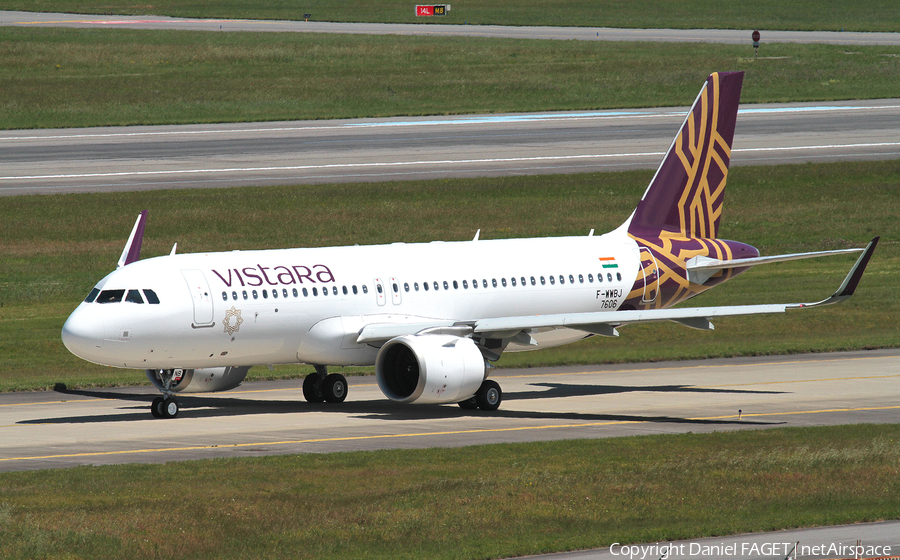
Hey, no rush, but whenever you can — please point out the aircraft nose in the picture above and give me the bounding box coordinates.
[61,306,106,362]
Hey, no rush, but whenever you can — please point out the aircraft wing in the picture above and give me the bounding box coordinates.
[357,237,878,345]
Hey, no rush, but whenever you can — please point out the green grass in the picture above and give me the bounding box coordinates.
[1,160,897,392]
[1,424,899,559]
[2,27,900,129]
[4,0,900,32]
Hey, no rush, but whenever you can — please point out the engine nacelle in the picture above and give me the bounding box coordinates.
[145,366,251,393]
[375,334,486,404]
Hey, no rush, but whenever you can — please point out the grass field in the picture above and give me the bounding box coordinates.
[1,160,897,392]
[4,0,900,32]
[1,424,899,559]
[2,27,900,130]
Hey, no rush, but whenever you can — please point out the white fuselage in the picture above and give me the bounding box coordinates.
[62,229,641,370]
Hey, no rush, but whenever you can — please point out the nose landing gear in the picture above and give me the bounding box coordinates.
[151,396,179,418]
[148,368,183,419]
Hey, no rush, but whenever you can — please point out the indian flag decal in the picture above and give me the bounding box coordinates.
[599,257,618,269]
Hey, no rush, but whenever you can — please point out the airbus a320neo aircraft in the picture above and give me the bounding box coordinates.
[62,72,878,419]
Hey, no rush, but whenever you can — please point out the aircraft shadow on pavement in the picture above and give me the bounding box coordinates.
[506,382,787,401]
[17,383,784,427]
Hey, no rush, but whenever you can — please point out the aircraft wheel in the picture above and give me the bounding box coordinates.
[475,380,502,411]
[322,373,348,403]
[162,398,179,418]
[458,397,478,410]
[302,373,325,403]
[151,396,164,418]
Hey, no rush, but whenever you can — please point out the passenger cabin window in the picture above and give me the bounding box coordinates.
[352,286,358,295]
[125,290,144,304]
[97,289,125,304]
[501,278,507,287]
[84,288,100,303]
[453,280,458,289]
[344,286,349,295]
[549,276,555,285]
[482,279,487,288]
[530,276,536,286]
[362,285,368,294]
[463,280,468,289]
[423,282,429,291]
[303,288,309,297]
[617,273,622,281]
[588,274,593,283]
[492,279,497,288]
[434,281,439,291]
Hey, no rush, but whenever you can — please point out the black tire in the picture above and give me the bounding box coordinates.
[302,373,325,403]
[162,397,179,419]
[151,396,164,418]
[458,397,478,410]
[475,380,502,411]
[322,373,348,403]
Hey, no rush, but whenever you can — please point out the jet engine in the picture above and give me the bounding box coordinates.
[375,334,487,404]
[145,366,251,393]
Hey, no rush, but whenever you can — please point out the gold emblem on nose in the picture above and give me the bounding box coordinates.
[223,307,243,335]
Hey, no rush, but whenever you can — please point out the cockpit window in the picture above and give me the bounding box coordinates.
[96,289,125,304]
[143,289,160,304]
[84,288,100,303]
[125,289,144,304]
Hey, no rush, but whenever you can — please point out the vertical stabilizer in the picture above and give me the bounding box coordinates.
[628,72,743,239]
[117,210,148,268]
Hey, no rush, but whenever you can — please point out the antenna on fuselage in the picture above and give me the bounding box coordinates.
[116,210,148,269]
[170,243,177,256]
[473,229,480,241]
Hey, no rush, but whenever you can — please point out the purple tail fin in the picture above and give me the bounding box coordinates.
[117,210,148,268]
[628,71,743,240]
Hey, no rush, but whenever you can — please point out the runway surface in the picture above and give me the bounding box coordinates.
[4,11,900,46]
[3,99,899,196]
[1,349,898,472]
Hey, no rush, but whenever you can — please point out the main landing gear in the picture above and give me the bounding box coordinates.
[302,365,348,404]
[458,380,502,412]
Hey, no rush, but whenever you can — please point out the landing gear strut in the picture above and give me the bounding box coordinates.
[303,365,347,404]
[149,369,182,418]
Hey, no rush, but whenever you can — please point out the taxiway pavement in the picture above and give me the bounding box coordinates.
[3,11,900,46]
[2,349,898,472]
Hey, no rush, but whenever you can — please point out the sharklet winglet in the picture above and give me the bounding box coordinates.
[117,210,148,269]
